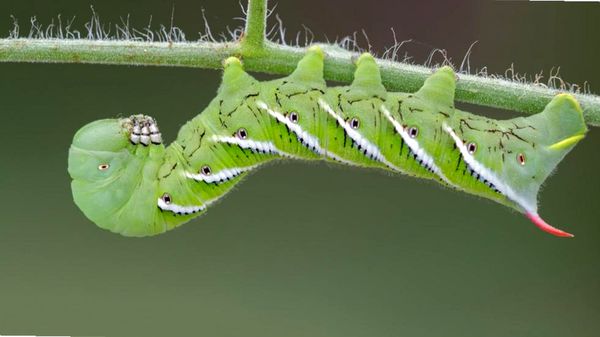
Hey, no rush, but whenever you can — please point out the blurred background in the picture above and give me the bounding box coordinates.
[0,1,599,336]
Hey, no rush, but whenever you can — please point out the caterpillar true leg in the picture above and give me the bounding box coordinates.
[69,47,587,237]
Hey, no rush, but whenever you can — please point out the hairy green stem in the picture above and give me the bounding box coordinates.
[242,0,267,52]
[0,0,598,127]
[0,39,240,68]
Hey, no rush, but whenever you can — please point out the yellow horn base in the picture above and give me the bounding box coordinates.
[549,134,585,150]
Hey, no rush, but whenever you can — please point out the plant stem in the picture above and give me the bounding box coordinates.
[0,0,599,127]
[242,0,267,52]
[0,39,239,68]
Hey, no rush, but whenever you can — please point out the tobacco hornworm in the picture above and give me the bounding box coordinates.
[68,46,587,237]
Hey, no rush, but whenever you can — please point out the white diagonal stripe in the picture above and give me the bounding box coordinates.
[256,100,357,166]
[318,99,405,173]
[442,122,535,212]
[185,165,258,183]
[210,135,296,158]
[157,198,206,215]
[157,196,222,216]
[380,105,457,188]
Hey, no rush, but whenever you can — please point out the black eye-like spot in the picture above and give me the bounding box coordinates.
[161,193,172,205]
[288,111,299,123]
[236,128,248,139]
[467,142,477,154]
[517,153,526,166]
[98,163,110,171]
[408,126,419,138]
[349,117,360,129]
[201,165,212,175]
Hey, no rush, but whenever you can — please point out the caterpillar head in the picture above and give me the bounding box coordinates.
[68,115,167,236]
[443,94,587,237]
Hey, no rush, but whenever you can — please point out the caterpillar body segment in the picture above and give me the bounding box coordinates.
[68,47,587,237]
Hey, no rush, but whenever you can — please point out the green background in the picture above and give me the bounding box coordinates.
[0,1,599,336]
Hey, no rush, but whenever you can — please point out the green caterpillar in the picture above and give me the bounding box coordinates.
[68,46,587,237]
